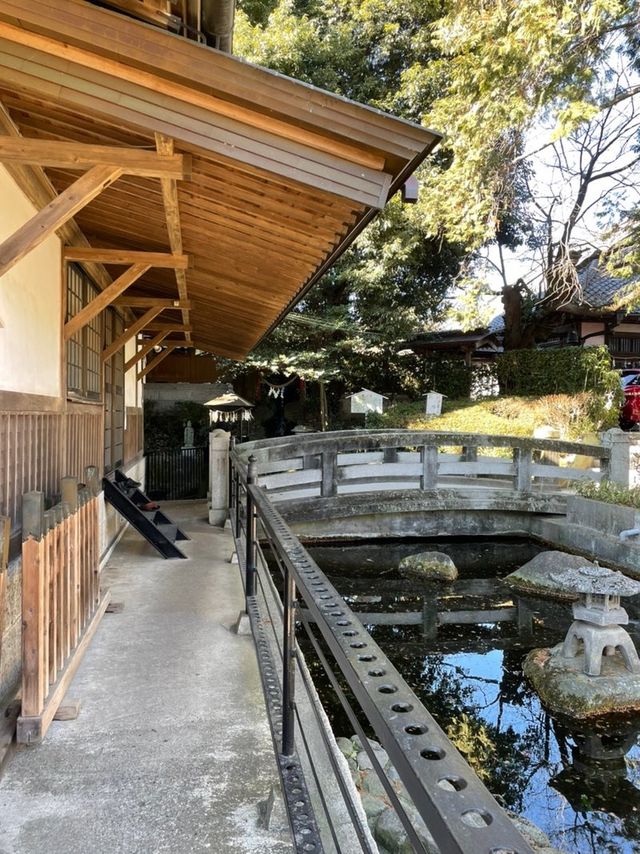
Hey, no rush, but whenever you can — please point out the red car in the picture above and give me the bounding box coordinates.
[620,374,640,430]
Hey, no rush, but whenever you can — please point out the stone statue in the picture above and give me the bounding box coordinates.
[183,420,195,449]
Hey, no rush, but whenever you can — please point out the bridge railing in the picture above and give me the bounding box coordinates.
[229,441,538,854]
[234,430,610,503]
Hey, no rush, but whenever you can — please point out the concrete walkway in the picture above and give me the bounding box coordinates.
[0,503,292,854]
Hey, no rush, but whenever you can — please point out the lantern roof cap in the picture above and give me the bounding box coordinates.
[551,565,640,597]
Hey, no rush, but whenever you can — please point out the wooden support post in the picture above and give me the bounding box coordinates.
[102,306,165,362]
[0,516,10,674]
[124,331,169,372]
[64,263,150,340]
[513,447,533,493]
[22,491,45,540]
[85,466,100,496]
[155,133,191,342]
[61,478,79,648]
[21,491,45,720]
[0,165,123,278]
[43,509,54,692]
[54,505,64,673]
[321,451,338,498]
[420,445,438,490]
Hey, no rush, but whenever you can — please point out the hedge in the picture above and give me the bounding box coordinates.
[495,346,619,397]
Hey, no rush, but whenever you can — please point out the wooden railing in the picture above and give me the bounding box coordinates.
[17,467,111,744]
[234,430,610,504]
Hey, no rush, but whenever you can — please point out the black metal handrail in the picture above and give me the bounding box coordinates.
[230,446,536,854]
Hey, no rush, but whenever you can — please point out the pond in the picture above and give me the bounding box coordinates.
[296,538,640,854]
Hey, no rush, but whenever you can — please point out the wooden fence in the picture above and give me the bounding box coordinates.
[17,466,111,744]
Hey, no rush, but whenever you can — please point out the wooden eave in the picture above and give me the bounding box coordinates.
[0,0,441,360]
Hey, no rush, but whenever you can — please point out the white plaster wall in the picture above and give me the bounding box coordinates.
[0,166,62,397]
[124,337,139,408]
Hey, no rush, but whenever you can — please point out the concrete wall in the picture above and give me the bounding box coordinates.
[0,165,62,398]
[143,381,228,410]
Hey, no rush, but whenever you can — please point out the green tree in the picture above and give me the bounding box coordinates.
[414,0,640,347]
[233,0,465,392]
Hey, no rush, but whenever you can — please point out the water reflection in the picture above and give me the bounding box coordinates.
[302,538,640,854]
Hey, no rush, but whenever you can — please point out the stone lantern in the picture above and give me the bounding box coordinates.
[550,565,640,677]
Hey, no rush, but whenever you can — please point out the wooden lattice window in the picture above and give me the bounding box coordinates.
[66,265,102,401]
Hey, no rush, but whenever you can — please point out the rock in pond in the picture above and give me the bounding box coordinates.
[398,551,458,581]
[504,551,601,600]
[336,734,566,854]
[524,644,640,719]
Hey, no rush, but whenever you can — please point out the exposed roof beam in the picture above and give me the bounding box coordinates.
[155,133,191,343]
[102,305,165,362]
[64,263,150,341]
[64,247,190,268]
[113,297,192,309]
[144,322,191,333]
[0,100,113,293]
[137,342,180,381]
[0,138,191,179]
[0,164,123,279]
[124,330,169,372]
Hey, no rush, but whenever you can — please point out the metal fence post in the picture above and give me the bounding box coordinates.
[228,437,235,514]
[282,565,296,756]
[245,456,257,599]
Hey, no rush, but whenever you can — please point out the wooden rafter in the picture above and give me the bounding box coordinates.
[0,101,114,293]
[137,342,180,381]
[155,133,191,344]
[64,248,190,268]
[113,297,191,309]
[144,322,191,334]
[0,165,122,279]
[0,138,191,179]
[124,330,169,372]
[64,263,150,341]
[102,306,164,362]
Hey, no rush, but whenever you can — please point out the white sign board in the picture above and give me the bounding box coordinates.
[425,391,444,417]
[348,388,386,415]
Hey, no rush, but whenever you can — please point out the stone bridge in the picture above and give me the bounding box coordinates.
[233,430,611,540]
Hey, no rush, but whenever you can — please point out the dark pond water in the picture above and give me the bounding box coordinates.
[282,538,640,854]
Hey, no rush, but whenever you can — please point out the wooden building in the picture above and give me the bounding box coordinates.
[0,1,439,701]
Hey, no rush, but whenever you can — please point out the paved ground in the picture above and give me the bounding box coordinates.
[0,503,292,854]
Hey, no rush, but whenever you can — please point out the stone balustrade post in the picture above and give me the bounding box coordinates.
[602,428,640,489]
[208,428,231,526]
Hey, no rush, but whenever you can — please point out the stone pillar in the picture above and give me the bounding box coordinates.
[602,428,640,489]
[208,429,230,526]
